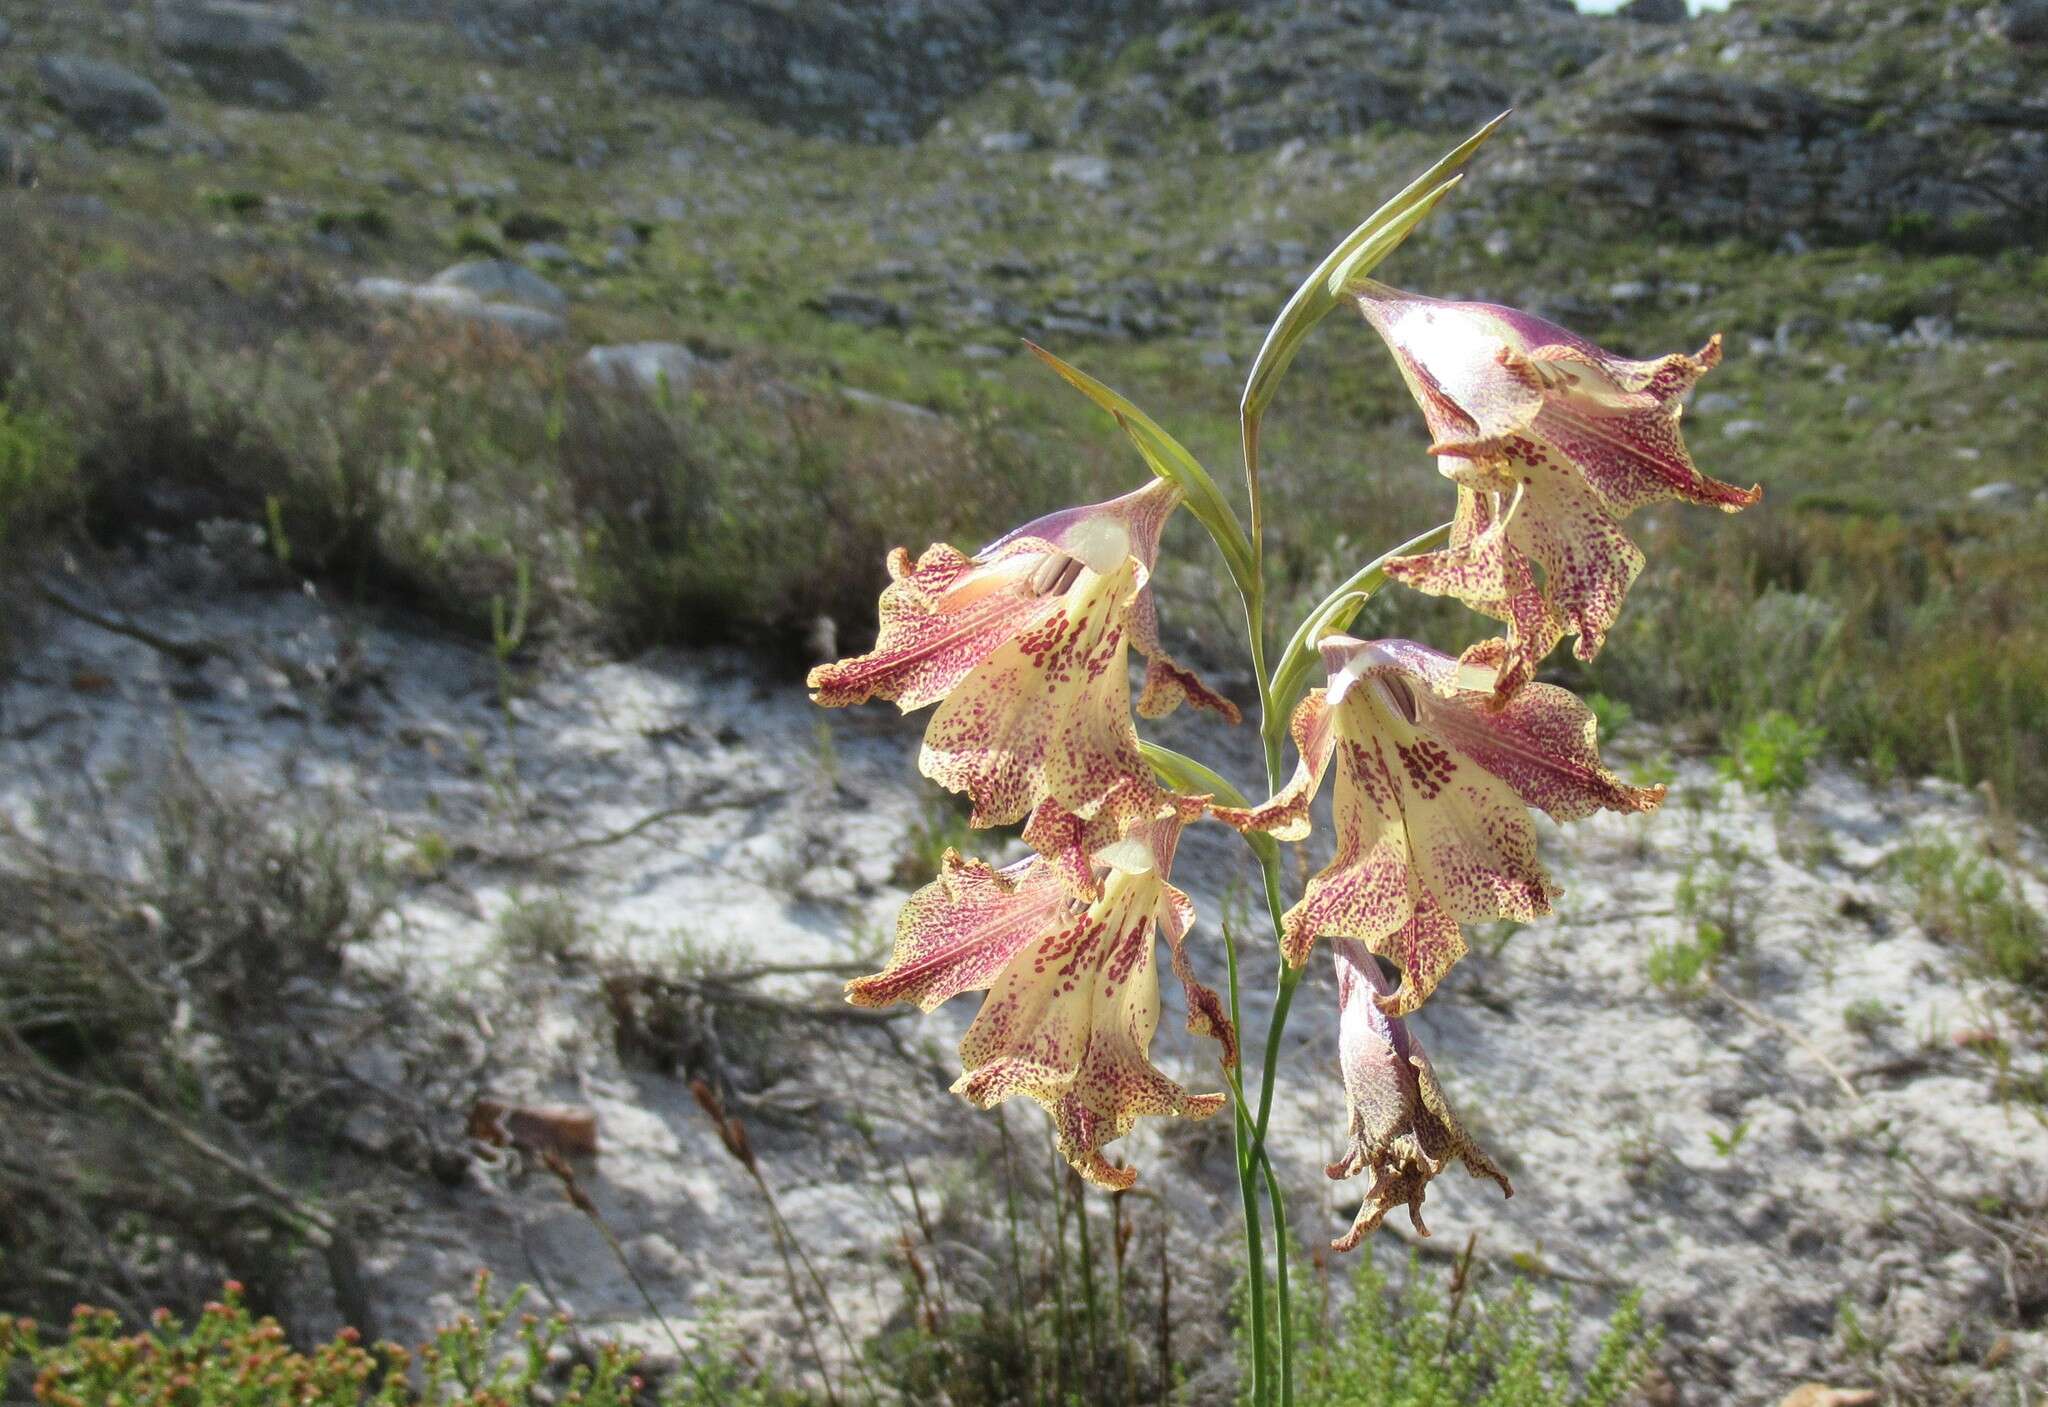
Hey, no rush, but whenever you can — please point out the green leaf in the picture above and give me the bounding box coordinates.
[1137,741,1279,866]
[1264,520,1453,752]
[1025,341,1256,599]
[1239,112,1510,480]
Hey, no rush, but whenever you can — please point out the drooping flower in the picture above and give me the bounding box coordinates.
[847,804,1235,1188]
[1352,280,1761,692]
[809,479,1237,889]
[1217,635,1661,1015]
[1326,938,1509,1249]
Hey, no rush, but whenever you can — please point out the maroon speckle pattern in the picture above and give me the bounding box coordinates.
[1326,938,1510,1249]
[811,477,1236,846]
[1216,637,1661,1014]
[1354,279,1761,687]
[848,817,1235,1189]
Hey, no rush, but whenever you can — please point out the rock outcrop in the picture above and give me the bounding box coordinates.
[1495,3,2048,245]
[36,55,171,138]
[358,0,1159,142]
[154,1,327,111]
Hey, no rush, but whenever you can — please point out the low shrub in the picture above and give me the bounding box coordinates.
[0,1275,794,1407]
[1258,1246,1658,1407]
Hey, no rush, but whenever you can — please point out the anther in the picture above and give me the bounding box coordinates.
[1027,553,1086,598]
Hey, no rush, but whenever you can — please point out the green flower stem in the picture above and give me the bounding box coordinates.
[1263,519,1453,761]
[1221,918,1271,1404]
[1250,850,1302,1407]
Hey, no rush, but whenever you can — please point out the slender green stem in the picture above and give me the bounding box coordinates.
[1239,371,1296,1407]
[1222,1067,1295,1407]
[1250,855,1304,1407]
[1222,917,1271,1403]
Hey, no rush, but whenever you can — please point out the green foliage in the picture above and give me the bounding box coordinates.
[0,401,78,553]
[1842,997,1902,1038]
[1719,710,1825,796]
[314,205,395,242]
[1705,1119,1751,1159]
[0,1275,793,1407]
[1646,922,1726,993]
[1892,837,2048,996]
[203,189,267,218]
[1267,1250,1657,1407]
[855,1143,1173,1407]
[453,228,508,259]
[896,795,977,884]
[1582,692,1633,742]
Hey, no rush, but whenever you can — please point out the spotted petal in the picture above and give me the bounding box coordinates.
[814,478,1232,846]
[1382,484,1564,696]
[1022,784,1211,904]
[1354,280,1759,678]
[846,851,1072,1012]
[1217,637,1658,1012]
[1327,938,1510,1249]
[919,554,1149,828]
[952,821,1232,1188]
[807,541,1057,712]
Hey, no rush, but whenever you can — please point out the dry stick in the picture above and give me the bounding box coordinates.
[483,788,789,867]
[538,1152,723,1402]
[35,582,231,668]
[899,1153,954,1324]
[1156,1216,1172,1407]
[714,960,874,983]
[996,1113,1036,1407]
[689,1079,878,1406]
[1710,980,1864,1105]
[1437,1232,1480,1365]
[1,1026,377,1336]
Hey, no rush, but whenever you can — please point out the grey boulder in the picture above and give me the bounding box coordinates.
[580,342,699,393]
[37,55,171,138]
[351,275,566,341]
[1619,0,1688,22]
[1993,1,2048,43]
[429,259,567,309]
[155,1,325,110]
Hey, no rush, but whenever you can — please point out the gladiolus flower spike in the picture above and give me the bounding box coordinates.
[1353,280,1761,694]
[1217,635,1661,1016]
[805,125,1756,1352]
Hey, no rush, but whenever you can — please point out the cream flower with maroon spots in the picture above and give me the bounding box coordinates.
[808,479,1237,891]
[1352,280,1761,693]
[1217,635,1661,1016]
[1326,938,1509,1249]
[847,805,1234,1189]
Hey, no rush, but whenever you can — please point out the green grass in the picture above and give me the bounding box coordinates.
[1719,710,1826,796]
[0,401,76,556]
[1646,923,1727,994]
[1892,837,2048,1002]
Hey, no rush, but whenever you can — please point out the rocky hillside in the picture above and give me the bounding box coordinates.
[2,2,2047,1405]
[355,0,2048,245]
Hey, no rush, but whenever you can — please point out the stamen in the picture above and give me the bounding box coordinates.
[1026,553,1086,598]
[1377,675,1422,726]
